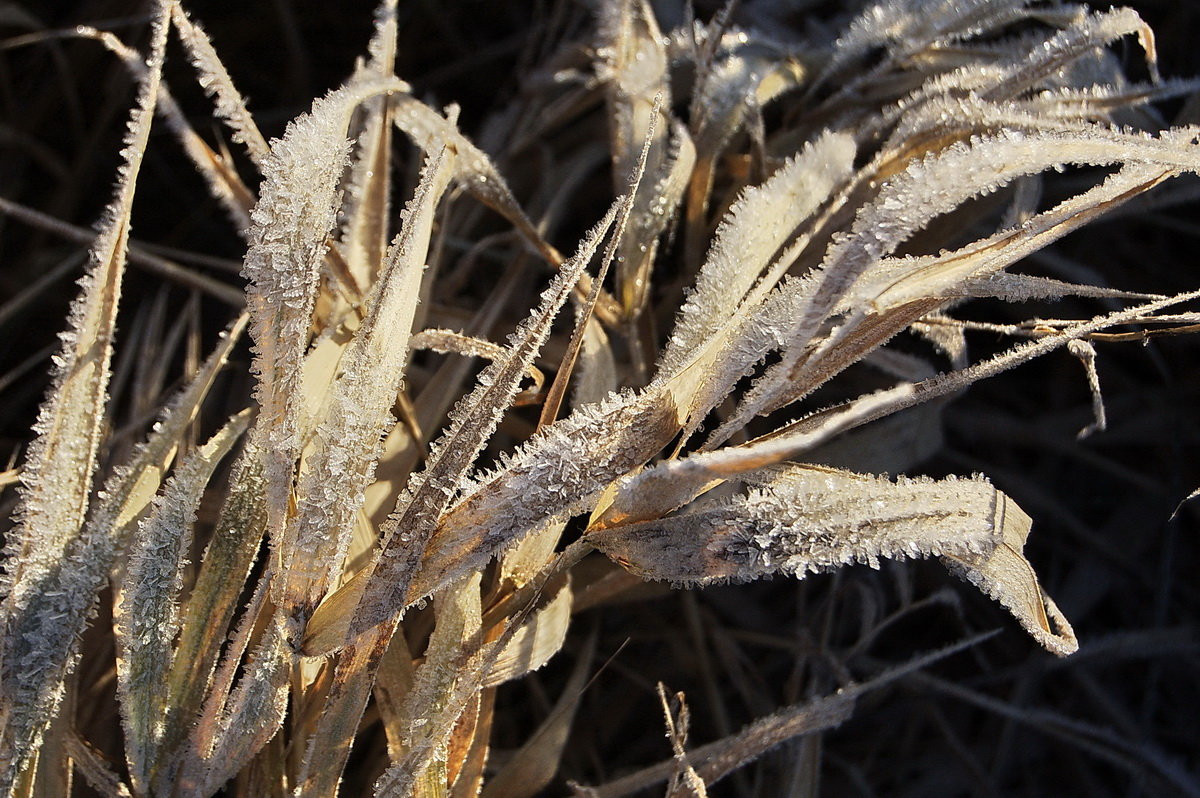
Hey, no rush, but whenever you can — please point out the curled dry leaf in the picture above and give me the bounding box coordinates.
[589,465,1077,655]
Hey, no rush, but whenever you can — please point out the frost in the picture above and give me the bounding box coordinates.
[114,410,250,792]
[316,198,621,647]
[240,73,406,599]
[659,131,856,378]
[280,146,455,631]
[0,3,171,786]
[590,465,1077,654]
[171,5,272,168]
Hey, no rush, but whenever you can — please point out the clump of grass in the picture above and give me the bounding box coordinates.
[1,0,1198,795]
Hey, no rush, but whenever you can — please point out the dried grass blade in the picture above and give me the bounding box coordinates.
[369,574,482,798]
[372,602,538,797]
[317,198,620,650]
[709,125,1200,445]
[481,632,594,798]
[294,201,621,794]
[154,444,269,794]
[0,4,171,788]
[0,310,245,794]
[575,633,994,797]
[941,499,1077,655]
[480,578,572,688]
[376,386,680,641]
[593,384,916,531]
[744,161,1178,422]
[194,611,292,796]
[338,0,400,289]
[373,622,416,761]
[596,1,690,317]
[658,131,856,379]
[981,7,1158,102]
[281,146,456,634]
[851,162,1175,312]
[292,627,391,797]
[410,329,545,403]
[170,4,271,169]
[391,95,563,267]
[240,74,406,605]
[70,25,257,234]
[65,729,131,798]
[114,409,251,792]
[591,464,1075,654]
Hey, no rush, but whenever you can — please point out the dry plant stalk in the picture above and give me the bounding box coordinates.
[1,0,1198,795]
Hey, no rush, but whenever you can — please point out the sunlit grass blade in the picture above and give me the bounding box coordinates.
[0,4,171,789]
[280,146,455,637]
[114,409,251,792]
[239,73,406,605]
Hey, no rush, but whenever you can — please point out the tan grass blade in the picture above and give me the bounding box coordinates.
[596,1,692,317]
[239,74,406,605]
[592,384,917,532]
[337,0,400,290]
[170,4,271,169]
[589,464,1077,654]
[306,198,621,654]
[480,577,572,689]
[657,131,855,381]
[980,7,1157,102]
[7,312,246,794]
[811,0,1028,94]
[366,387,681,644]
[684,29,805,263]
[942,497,1077,656]
[574,633,993,797]
[293,199,623,794]
[0,4,171,789]
[280,146,456,636]
[390,95,563,268]
[849,163,1175,312]
[379,574,482,798]
[65,728,131,798]
[741,160,1179,422]
[707,125,1200,446]
[480,632,595,798]
[410,329,545,403]
[373,621,416,761]
[68,25,256,234]
[372,596,551,798]
[114,409,252,792]
[764,288,1200,461]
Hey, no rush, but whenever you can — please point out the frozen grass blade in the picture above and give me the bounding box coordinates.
[240,74,406,605]
[306,197,621,654]
[170,4,271,169]
[152,442,268,795]
[281,145,455,638]
[4,0,1199,792]
[337,0,400,291]
[113,409,251,792]
[293,198,621,795]
[0,4,171,789]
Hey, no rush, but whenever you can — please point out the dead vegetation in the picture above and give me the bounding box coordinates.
[0,0,1197,795]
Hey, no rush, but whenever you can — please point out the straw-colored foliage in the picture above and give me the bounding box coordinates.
[2,0,1198,794]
